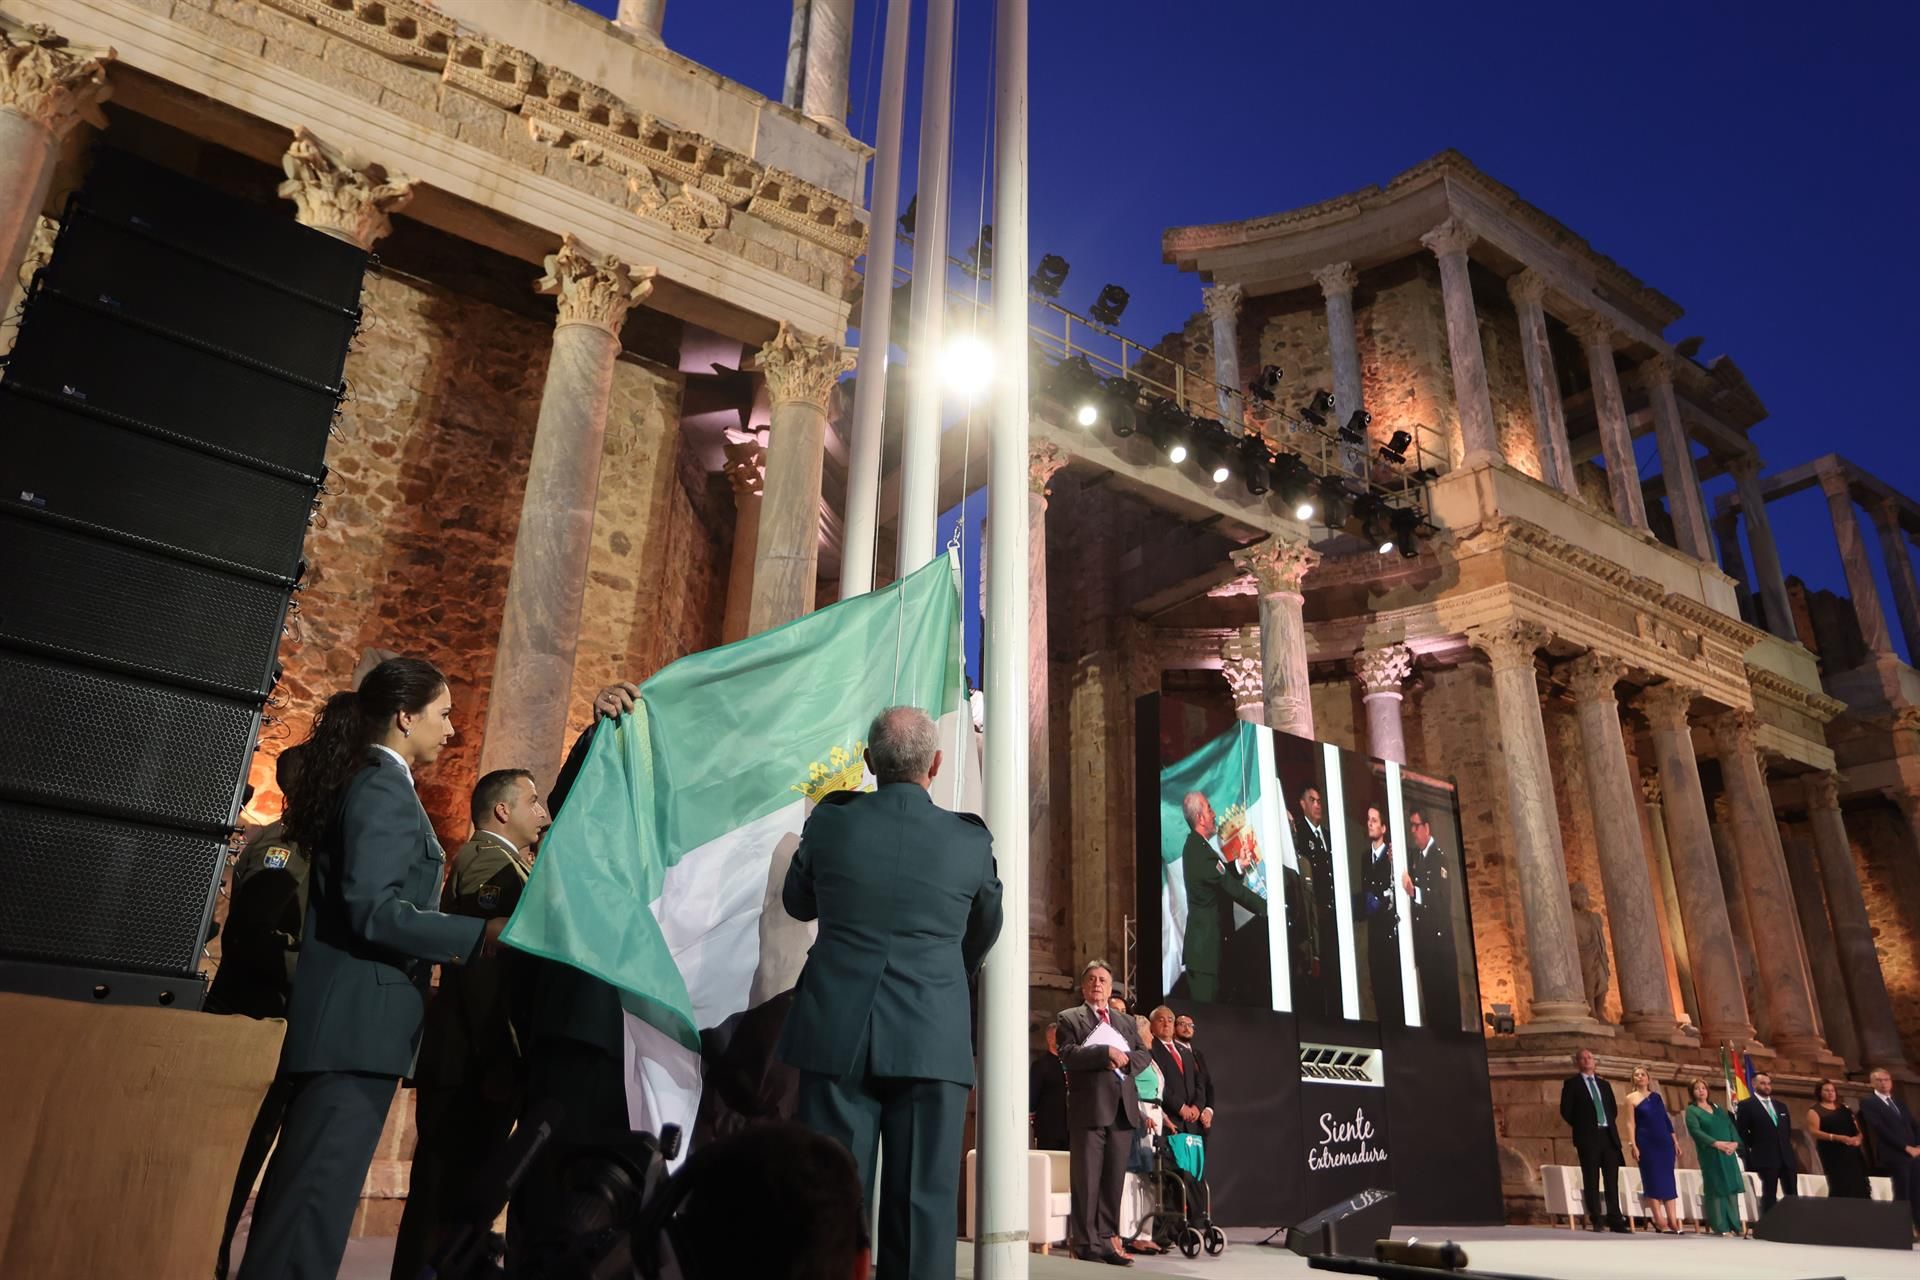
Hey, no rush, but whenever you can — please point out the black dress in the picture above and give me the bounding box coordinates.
[1814,1104,1871,1198]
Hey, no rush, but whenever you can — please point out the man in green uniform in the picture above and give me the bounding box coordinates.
[390,768,550,1280]
[1178,790,1266,1002]
[778,705,1003,1280]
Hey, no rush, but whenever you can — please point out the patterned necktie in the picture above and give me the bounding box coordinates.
[1588,1077,1605,1125]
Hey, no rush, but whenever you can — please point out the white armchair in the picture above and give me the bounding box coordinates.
[964,1149,1072,1254]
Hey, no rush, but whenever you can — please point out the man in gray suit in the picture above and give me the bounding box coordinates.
[778,705,1004,1280]
[1058,960,1154,1266]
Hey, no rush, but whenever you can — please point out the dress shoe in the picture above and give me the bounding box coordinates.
[1100,1251,1135,1266]
[1608,1221,1631,1234]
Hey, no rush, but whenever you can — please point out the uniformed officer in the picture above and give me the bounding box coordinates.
[778,705,1004,1280]
[390,768,550,1280]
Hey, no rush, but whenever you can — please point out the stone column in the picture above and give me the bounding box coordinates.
[1420,219,1500,469]
[1230,540,1321,739]
[1202,281,1244,421]
[1028,442,1068,974]
[748,323,854,634]
[615,0,668,42]
[1640,355,1713,561]
[0,25,110,318]
[782,0,855,132]
[1312,262,1364,430]
[1466,621,1596,1029]
[480,239,650,785]
[1220,627,1264,724]
[1640,770,1701,1028]
[720,427,766,645]
[278,128,414,249]
[1712,511,1758,624]
[1565,654,1679,1038]
[1805,773,1909,1070]
[1354,643,1412,764]
[1708,796,1769,1043]
[1505,269,1578,495]
[1867,497,1920,661]
[1638,683,1754,1045]
[1570,316,1648,531]
[1728,456,1796,642]
[1818,464,1895,657]
[1780,832,1861,1069]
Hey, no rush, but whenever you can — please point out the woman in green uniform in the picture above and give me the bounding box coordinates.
[1684,1077,1747,1237]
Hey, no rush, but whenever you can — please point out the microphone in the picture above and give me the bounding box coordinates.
[1373,1238,1469,1270]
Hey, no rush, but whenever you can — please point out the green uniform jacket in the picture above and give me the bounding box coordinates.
[776,783,1003,1087]
[282,751,487,1077]
[206,821,310,1019]
[412,832,531,1090]
[1180,829,1266,985]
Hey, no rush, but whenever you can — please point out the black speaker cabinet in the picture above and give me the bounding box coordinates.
[1750,1194,1914,1250]
[1286,1188,1396,1257]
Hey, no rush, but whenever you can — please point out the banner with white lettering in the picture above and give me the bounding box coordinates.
[1299,1081,1394,1207]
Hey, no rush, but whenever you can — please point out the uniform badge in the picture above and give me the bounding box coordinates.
[478,884,502,911]
[263,850,289,870]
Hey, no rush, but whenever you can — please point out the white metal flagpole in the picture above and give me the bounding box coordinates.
[975,0,1029,1273]
[838,0,912,599]
[897,0,954,578]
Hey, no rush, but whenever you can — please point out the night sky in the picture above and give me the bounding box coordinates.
[581,0,1920,663]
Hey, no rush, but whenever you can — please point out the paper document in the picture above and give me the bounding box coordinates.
[1083,1020,1127,1052]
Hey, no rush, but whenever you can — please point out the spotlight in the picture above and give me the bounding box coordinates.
[1145,398,1191,463]
[1271,453,1315,518]
[963,225,994,279]
[1188,420,1233,484]
[1047,353,1103,423]
[1248,364,1283,405]
[939,332,994,398]
[1316,474,1353,527]
[899,194,917,237]
[1300,389,1335,428]
[1484,1003,1517,1036]
[1075,403,1099,427]
[1238,435,1273,494]
[1378,429,1414,466]
[1102,375,1141,437]
[1031,253,1070,299]
[1090,284,1131,327]
[1389,506,1421,559]
[1340,409,1371,445]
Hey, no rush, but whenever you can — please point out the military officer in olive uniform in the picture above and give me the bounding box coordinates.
[390,768,550,1280]
[778,705,1003,1280]
[1178,791,1267,1003]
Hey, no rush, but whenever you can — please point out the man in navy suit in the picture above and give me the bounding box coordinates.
[1860,1067,1920,1231]
[1558,1048,1628,1232]
[1734,1071,1799,1212]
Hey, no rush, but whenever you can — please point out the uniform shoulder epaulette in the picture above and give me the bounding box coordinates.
[953,811,988,828]
[819,788,865,807]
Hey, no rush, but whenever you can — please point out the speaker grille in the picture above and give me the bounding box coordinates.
[0,799,226,975]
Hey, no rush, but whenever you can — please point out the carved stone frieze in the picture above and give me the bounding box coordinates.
[1635,611,1704,661]
[757,322,854,411]
[442,36,541,109]
[1745,664,1846,724]
[277,127,416,249]
[261,0,454,68]
[0,23,113,138]
[748,170,866,259]
[536,235,653,336]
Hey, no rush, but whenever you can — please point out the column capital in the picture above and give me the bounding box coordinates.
[1419,217,1477,259]
[1564,651,1626,703]
[1201,280,1244,323]
[17,213,56,289]
[1638,681,1700,731]
[277,127,416,250]
[1706,707,1759,757]
[1353,643,1413,695]
[721,426,766,497]
[757,321,854,411]
[0,24,112,138]
[1816,462,1853,502]
[536,234,652,337]
[1310,261,1358,299]
[1029,440,1068,501]
[1639,770,1662,806]
[1727,452,1764,485]
[1863,491,1903,527]
[1220,627,1265,709]
[1889,787,1920,824]
[1505,268,1549,306]
[1804,771,1840,814]
[1466,619,1549,673]
[1230,538,1320,596]
[1639,352,1676,385]
[1568,313,1615,349]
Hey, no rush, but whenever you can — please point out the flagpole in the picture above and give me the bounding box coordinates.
[898,0,954,577]
[975,0,1029,1273]
[839,0,911,599]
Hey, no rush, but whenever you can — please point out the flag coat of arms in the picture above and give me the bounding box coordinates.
[502,555,970,1149]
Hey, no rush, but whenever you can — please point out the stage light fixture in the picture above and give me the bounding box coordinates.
[1340,409,1372,445]
[939,332,994,398]
[1485,1003,1517,1035]
[1090,284,1131,327]
[1347,494,1391,551]
[899,195,917,237]
[963,225,994,279]
[1102,375,1141,437]
[1239,435,1273,494]
[1145,398,1192,464]
[1298,389,1336,428]
[1378,429,1414,466]
[1248,364,1283,405]
[1188,420,1233,484]
[1390,506,1421,559]
[1316,474,1353,527]
[1271,453,1315,518]
[1031,253,1070,299]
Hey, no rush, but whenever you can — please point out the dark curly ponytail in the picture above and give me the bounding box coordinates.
[283,657,447,848]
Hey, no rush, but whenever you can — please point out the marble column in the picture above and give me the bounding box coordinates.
[1466,620,1596,1028]
[1780,831,1861,1069]
[1640,770,1701,1028]
[1230,540,1321,739]
[782,0,855,132]
[720,427,766,645]
[1565,654,1678,1037]
[1640,355,1713,561]
[748,323,854,634]
[1029,442,1068,974]
[1805,773,1909,1070]
[615,0,668,42]
[1354,643,1413,764]
[1570,316,1648,530]
[1638,683,1754,1045]
[1420,219,1500,468]
[1712,511,1758,625]
[1708,797,1769,1043]
[277,127,415,250]
[0,26,110,320]
[481,237,651,785]
[1728,456,1796,642]
[1220,627,1264,724]
[1867,497,1920,661]
[1312,262,1365,431]
[1505,269,1578,495]
[1818,464,1895,657]
[1202,281,1244,421]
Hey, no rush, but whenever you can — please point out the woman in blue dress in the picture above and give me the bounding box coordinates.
[1623,1064,1680,1233]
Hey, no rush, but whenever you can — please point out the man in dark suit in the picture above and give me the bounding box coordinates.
[1173,1014,1214,1134]
[1149,1006,1196,1133]
[779,705,1003,1280]
[1734,1072,1799,1212]
[1058,960,1154,1266]
[1293,786,1341,1019]
[1402,808,1461,1032]
[1558,1048,1629,1232]
[1029,1023,1070,1151]
[1358,805,1401,1022]
[1860,1067,1920,1230]
[1179,791,1267,1003]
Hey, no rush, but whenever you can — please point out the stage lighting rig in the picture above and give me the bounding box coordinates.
[1390,506,1422,559]
[1347,494,1392,553]
[1378,429,1414,466]
[1340,408,1371,445]
[1271,452,1316,520]
[1188,419,1234,484]
[1315,474,1353,527]
[1239,435,1274,495]
[1048,355,1104,427]
[1145,397,1192,464]
[1102,374,1141,437]
[1248,364,1283,405]
[1090,283,1131,327]
[1300,389,1335,428]
[963,226,993,279]
[1031,253,1070,299]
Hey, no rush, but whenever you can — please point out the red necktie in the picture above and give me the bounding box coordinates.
[1098,1008,1110,1026]
[1170,1044,1185,1075]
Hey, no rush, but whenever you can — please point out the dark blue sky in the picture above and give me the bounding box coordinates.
[585,0,1920,659]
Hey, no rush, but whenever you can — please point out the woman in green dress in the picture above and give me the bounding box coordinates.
[1684,1078,1746,1237]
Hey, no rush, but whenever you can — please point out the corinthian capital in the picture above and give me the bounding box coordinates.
[1639,352,1676,386]
[1311,261,1357,299]
[1420,217,1477,259]
[1029,441,1068,500]
[1706,707,1759,757]
[1804,771,1839,813]
[1505,268,1548,307]
[1466,619,1549,673]
[1639,770,1662,806]
[721,426,767,497]
[1564,651,1626,704]
[1354,643,1413,695]
[536,234,653,337]
[1726,452,1763,485]
[0,25,113,138]
[1637,681,1700,732]
[758,322,854,411]
[1221,627,1265,710]
[1230,538,1320,596]
[1202,281,1244,325]
[17,214,56,289]
[278,128,416,250]
[1569,313,1615,350]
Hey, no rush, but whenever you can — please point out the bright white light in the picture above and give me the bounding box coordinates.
[1075,402,1099,427]
[939,333,994,397]
[1167,443,1189,464]
[1378,540,1395,555]
[1295,501,1315,520]
[1211,464,1231,484]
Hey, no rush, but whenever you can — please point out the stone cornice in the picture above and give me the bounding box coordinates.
[265,0,453,67]
[1745,664,1846,724]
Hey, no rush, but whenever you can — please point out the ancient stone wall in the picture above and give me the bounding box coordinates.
[1470,260,1545,485]
[1546,701,1618,1023]
[1307,677,1360,754]
[1847,804,1920,1057]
